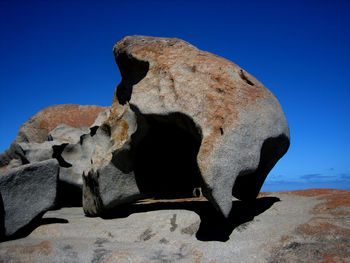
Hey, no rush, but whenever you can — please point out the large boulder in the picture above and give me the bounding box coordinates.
[82,36,290,217]
[0,159,59,237]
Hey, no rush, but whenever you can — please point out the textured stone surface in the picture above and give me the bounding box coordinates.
[48,124,90,144]
[112,35,290,216]
[267,189,350,262]
[0,36,290,221]
[49,124,92,187]
[1,189,349,262]
[0,104,107,190]
[0,105,107,237]
[16,141,55,163]
[0,159,59,237]
[16,104,106,144]
[0,104,106,169]
[81,103,146,215]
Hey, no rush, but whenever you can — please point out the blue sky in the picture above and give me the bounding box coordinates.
[0,0,349,191]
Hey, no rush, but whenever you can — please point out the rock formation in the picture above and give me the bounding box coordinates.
[0,104,106,237]
[0,36,290,237]
[83,36,290,217]
[0,104,107,170]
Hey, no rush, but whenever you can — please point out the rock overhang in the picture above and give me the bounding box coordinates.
[100,35,290,217]
[0,35,290,231]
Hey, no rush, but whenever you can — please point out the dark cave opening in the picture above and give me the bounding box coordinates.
[133,113,203,199]
[114,51,204,200]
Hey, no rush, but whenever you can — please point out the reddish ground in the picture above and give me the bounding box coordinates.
[269,189,350,262]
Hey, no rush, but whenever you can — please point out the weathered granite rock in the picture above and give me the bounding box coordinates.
[0,104,107,191]
[83,36,289,217]
[0,142,28,168]
[48,124,90,144]
[0,104,106,169]
[0,159,59,237]
[16,141,55,163]
[1,189,349,262]
[0,104,107,233]
[81,103,147,215]
[16,104,106,144]
[0,36,290,220]
[48,124,91,187]
[83,101,204,216]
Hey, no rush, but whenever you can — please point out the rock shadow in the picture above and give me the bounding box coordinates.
[101,196,280,242]
[232,134,290,201]
[55,181,82,208]
[0,215,69,242]
[115,52,149,105]
[132,111,203,199]
[196,196,280,241]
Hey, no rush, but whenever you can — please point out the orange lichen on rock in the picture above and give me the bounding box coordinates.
[269,189,350,262]
[18,104,107,143]
[281,188,343,197]
[38,104,106,133]
[296,218,350,262]
[323,253,349,263]
[113,35,290,217]
[7,240,52,258]
[124,37,267,162]
[298,219,349,236]
[282,188,350,216]
[0,165,8,174]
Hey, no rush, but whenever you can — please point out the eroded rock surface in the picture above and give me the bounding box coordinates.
[0,36,290,232]
[16,104,106,144]
[80,103,147,215]
[83,35,290,217]
[0,104,106,169]
[0,104,106,237]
